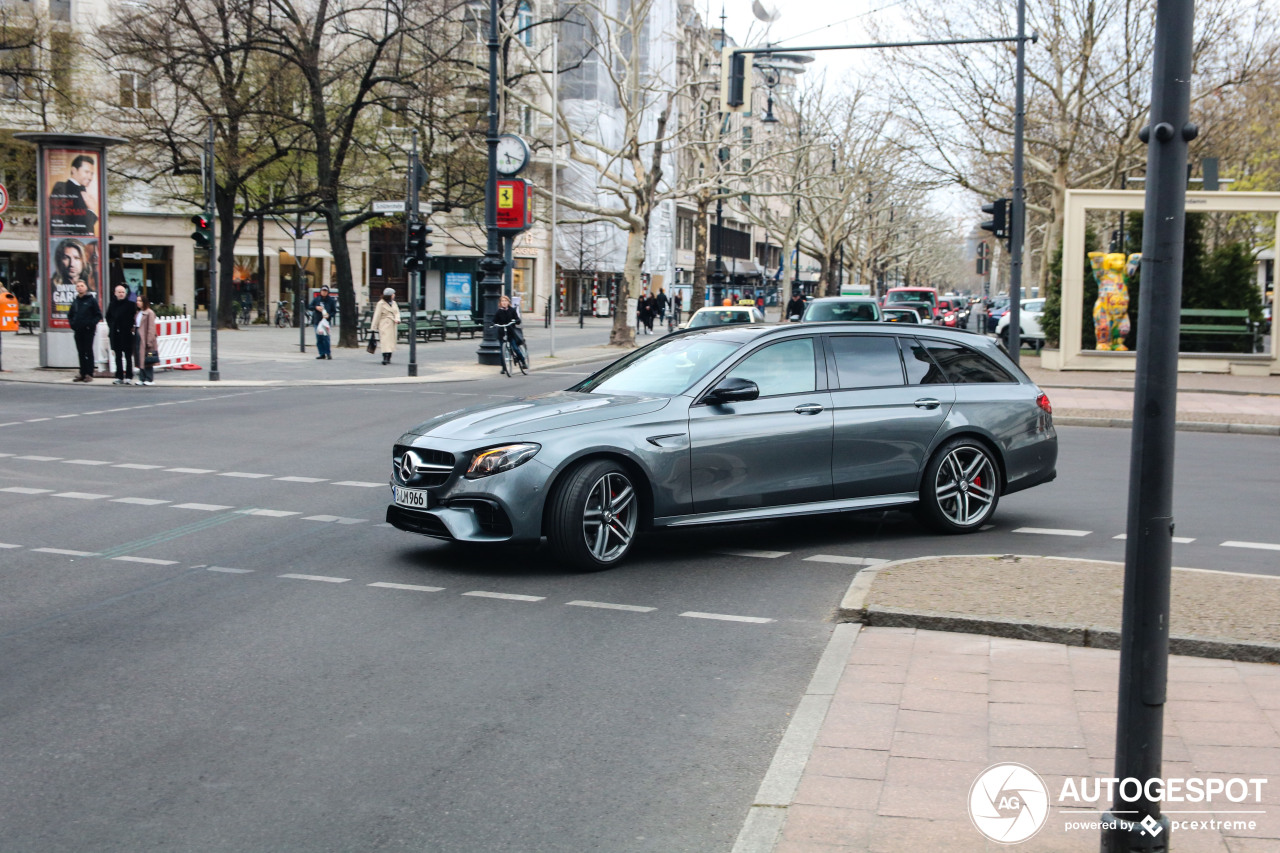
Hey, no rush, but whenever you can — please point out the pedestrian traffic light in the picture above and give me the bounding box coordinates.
[404,221,430,271]
[980,198,1009,242]
[190,214,211,249]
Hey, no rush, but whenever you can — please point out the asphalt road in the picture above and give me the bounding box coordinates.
[1,370,1276,852]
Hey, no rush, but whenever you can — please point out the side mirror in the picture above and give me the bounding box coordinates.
[704,376,759,405]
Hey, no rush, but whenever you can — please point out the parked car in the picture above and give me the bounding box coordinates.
[881,307,921,324]
[884,300,934,324]
[387,325,1059,569]
[996,298,1047,350]
[885,286,940,319]
[680,305,766,330]
[936,298,969,328]
[800,297,882,323]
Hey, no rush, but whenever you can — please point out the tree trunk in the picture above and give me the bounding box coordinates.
[610,222,645,347]
[216,187,239,330]
[692,193,710,313]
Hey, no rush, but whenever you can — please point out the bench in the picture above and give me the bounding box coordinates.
[1178,308,1261,353]
[18,306,40,333]
[444,311,484,339]
[357,307,374,342]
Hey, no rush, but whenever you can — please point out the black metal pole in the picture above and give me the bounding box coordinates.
[1007,0,1027,365]
[476,0,504,365]
[407,131,419,377]
[1100,0,1195,849]
[207,120,219,381]
[713,194,724,306]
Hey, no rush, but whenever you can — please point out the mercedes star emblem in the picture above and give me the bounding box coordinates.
[400,451,419,483]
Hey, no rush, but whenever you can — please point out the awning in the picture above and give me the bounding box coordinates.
[272,246,332,260]
[705,259,764,277]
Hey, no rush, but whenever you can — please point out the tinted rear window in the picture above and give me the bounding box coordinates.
[914,338,1015,384]
[828,335,905,388]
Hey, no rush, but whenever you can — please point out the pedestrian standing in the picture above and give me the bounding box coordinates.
[654,288,669,326]
[106,284,138,384]
[673,292,683,326]
[786,291,807,322]
[134,292,158,386]
[309,285,337,360]
[371,287,400,365]
[68,280,102,382]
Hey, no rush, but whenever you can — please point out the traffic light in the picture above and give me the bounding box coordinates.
[980,198,1009,242]
[190,214,211,249]
[719,46,752,113]
[404,221,431,271]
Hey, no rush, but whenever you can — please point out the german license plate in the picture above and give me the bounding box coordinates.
[393,486,432,509]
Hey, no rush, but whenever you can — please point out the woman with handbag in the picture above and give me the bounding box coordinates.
[370,287,400,365]
[134,293,159,386]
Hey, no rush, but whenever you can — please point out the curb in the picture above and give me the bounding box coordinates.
[1054,415,1280,435]
[836,555,1280,664]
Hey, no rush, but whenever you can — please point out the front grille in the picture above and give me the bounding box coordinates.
[393,444,456,487]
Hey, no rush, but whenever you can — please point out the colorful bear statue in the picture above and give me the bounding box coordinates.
[1088,251,1141,351]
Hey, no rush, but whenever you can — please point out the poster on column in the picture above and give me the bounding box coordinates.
[42,148,104,329]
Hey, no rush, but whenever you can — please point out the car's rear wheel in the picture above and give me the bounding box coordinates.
[547,460,639,570]
[919,438,1000,533]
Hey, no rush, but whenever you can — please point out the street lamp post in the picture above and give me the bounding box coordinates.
[475,0,505,365]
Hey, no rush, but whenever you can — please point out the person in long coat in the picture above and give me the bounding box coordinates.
[371,287,401,365]
[105,284,138,384]
[134,292,159,386]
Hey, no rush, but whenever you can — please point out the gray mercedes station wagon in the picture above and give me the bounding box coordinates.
[388,324,1057,570]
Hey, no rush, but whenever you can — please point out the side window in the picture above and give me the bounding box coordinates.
[725,337,816,397]
[916,339,1016,384]
[828,335,905,389]
[904,338,948,385]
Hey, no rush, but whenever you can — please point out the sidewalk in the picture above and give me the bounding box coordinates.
[734,556,1280,852]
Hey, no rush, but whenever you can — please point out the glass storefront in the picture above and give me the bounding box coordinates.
[109,245,172,307]
[0,251,39,305]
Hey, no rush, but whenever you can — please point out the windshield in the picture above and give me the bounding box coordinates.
[803,301,879,322]
[889,289,937,307]
[687,309,756,328]
[572,335,742,396]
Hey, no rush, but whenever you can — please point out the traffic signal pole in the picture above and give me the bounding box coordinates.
[205,120,219,382]
[1007,0,1027,365]
[407,132,420,378]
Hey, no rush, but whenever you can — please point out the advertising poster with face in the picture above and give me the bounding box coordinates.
[43,148,104,328]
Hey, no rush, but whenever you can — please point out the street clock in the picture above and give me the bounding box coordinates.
[495,134,530,176]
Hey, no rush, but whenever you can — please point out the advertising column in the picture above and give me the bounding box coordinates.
[15,133,125,369]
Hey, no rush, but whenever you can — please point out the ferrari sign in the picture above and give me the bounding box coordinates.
[494,179,532,232]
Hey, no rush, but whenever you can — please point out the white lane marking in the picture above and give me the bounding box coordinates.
[301,515,366,524]
[63,459,111,466]
[237,509,300,518]
[52,492,111,500]
[1113,533,1196,543]
[276,476,328,483]
[114,463,164,470]
[0,542,20,548]
[112,556,179,566]
[0,422,22,427]
[0,453,12,457]
[714,548,790,559]
[166,467,215,474]
[100,408,133,413]
[680,611,775,624]
[15,455,60,461]
[207,566,254,574]
[462,591,546,602]
[171,503,233,511]
[803,555,889,566]
[1,487,53,495]
[26,418,51,423]
[221,472,272,479]
[279,573,351,583]
[1221,540,1280,552]
[566,600,656,613]
[331,481,384,488]
[32,548,99,557]
[81,411,106,415]
[111,497,171,506]
[1013,527,1091,537]
[368,582,446,592]
[55,414,80,419]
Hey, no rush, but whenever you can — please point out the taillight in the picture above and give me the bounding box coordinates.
[1036,393,1052,414]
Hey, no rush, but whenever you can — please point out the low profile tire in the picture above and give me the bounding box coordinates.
[547,459,640,571]
[918,438,1001,533]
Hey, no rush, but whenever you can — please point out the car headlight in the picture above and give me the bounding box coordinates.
[465,443,541,478]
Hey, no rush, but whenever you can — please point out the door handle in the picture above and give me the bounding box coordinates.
[793,403,824,415]
[913,398,941,410]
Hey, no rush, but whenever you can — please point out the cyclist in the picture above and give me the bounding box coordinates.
[492,294,527,370]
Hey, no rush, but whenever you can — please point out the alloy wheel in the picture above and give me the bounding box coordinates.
[581,472,637,563]
[933,445,997,527]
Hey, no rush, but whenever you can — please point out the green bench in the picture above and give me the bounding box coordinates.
[1178,308,1261,353]
[444,311,484,339]
[18,305,40,333]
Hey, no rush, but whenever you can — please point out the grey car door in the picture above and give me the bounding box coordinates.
[826,334,955,499]
[688,336,834,513]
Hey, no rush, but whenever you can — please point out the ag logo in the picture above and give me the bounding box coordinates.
[969,763,1050,844]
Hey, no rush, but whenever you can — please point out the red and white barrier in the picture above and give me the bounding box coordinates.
[155,315,192,369]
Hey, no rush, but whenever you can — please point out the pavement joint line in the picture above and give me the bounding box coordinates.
[279,573,351,583]
[679,612,774,624]
[368,582,446,592]
[1012,526,1092,536]
[731,622,862,853]
[462,591,546,602]
[566,600,657,612]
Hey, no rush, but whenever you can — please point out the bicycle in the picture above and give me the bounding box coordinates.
[237,302,253,325]
[274,301,292,328]
[494,321,528,376]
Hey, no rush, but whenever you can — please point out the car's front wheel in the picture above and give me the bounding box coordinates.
[547,459,640,570]
[918,438,1000,533]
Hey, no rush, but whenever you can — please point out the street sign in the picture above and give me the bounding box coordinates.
[294,239,310,258]
[372,200,431,214]
[0,183,8,214]
[495,179,532,232]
